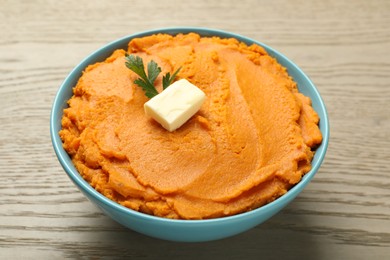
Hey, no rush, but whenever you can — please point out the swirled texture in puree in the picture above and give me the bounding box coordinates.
[60,33,322,219]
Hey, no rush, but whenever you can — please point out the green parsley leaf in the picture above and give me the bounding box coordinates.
[125,54,148,81]
[162,67,182,90]
[147,60,161,84]
[125,54,181,98]
[134,78,159,98]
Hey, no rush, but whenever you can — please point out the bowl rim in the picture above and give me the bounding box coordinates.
[50,27,329,224]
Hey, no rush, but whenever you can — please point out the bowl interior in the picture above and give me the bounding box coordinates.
[50,27,329,238]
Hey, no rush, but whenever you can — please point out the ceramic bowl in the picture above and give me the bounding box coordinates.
[50,27,329,242]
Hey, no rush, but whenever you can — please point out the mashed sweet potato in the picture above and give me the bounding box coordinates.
[60,33,322,219]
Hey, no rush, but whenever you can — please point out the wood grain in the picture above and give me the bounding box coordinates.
[1,0,389,259]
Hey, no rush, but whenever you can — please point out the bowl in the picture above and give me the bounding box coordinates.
[50,27,329,242]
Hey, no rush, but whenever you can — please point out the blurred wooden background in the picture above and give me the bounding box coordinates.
[1,0,389,259]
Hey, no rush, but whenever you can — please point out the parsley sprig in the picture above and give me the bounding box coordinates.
[125,54,181,98]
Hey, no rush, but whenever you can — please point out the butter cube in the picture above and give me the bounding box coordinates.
[144,79,206,132]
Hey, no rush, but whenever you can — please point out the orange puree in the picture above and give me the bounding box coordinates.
[60,33,322,219]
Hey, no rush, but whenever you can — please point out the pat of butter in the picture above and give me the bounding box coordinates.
[144,79,206,132]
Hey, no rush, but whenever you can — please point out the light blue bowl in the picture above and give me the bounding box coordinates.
[50,27,329,242]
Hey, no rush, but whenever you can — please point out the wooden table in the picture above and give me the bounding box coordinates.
[1,0,389,259]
